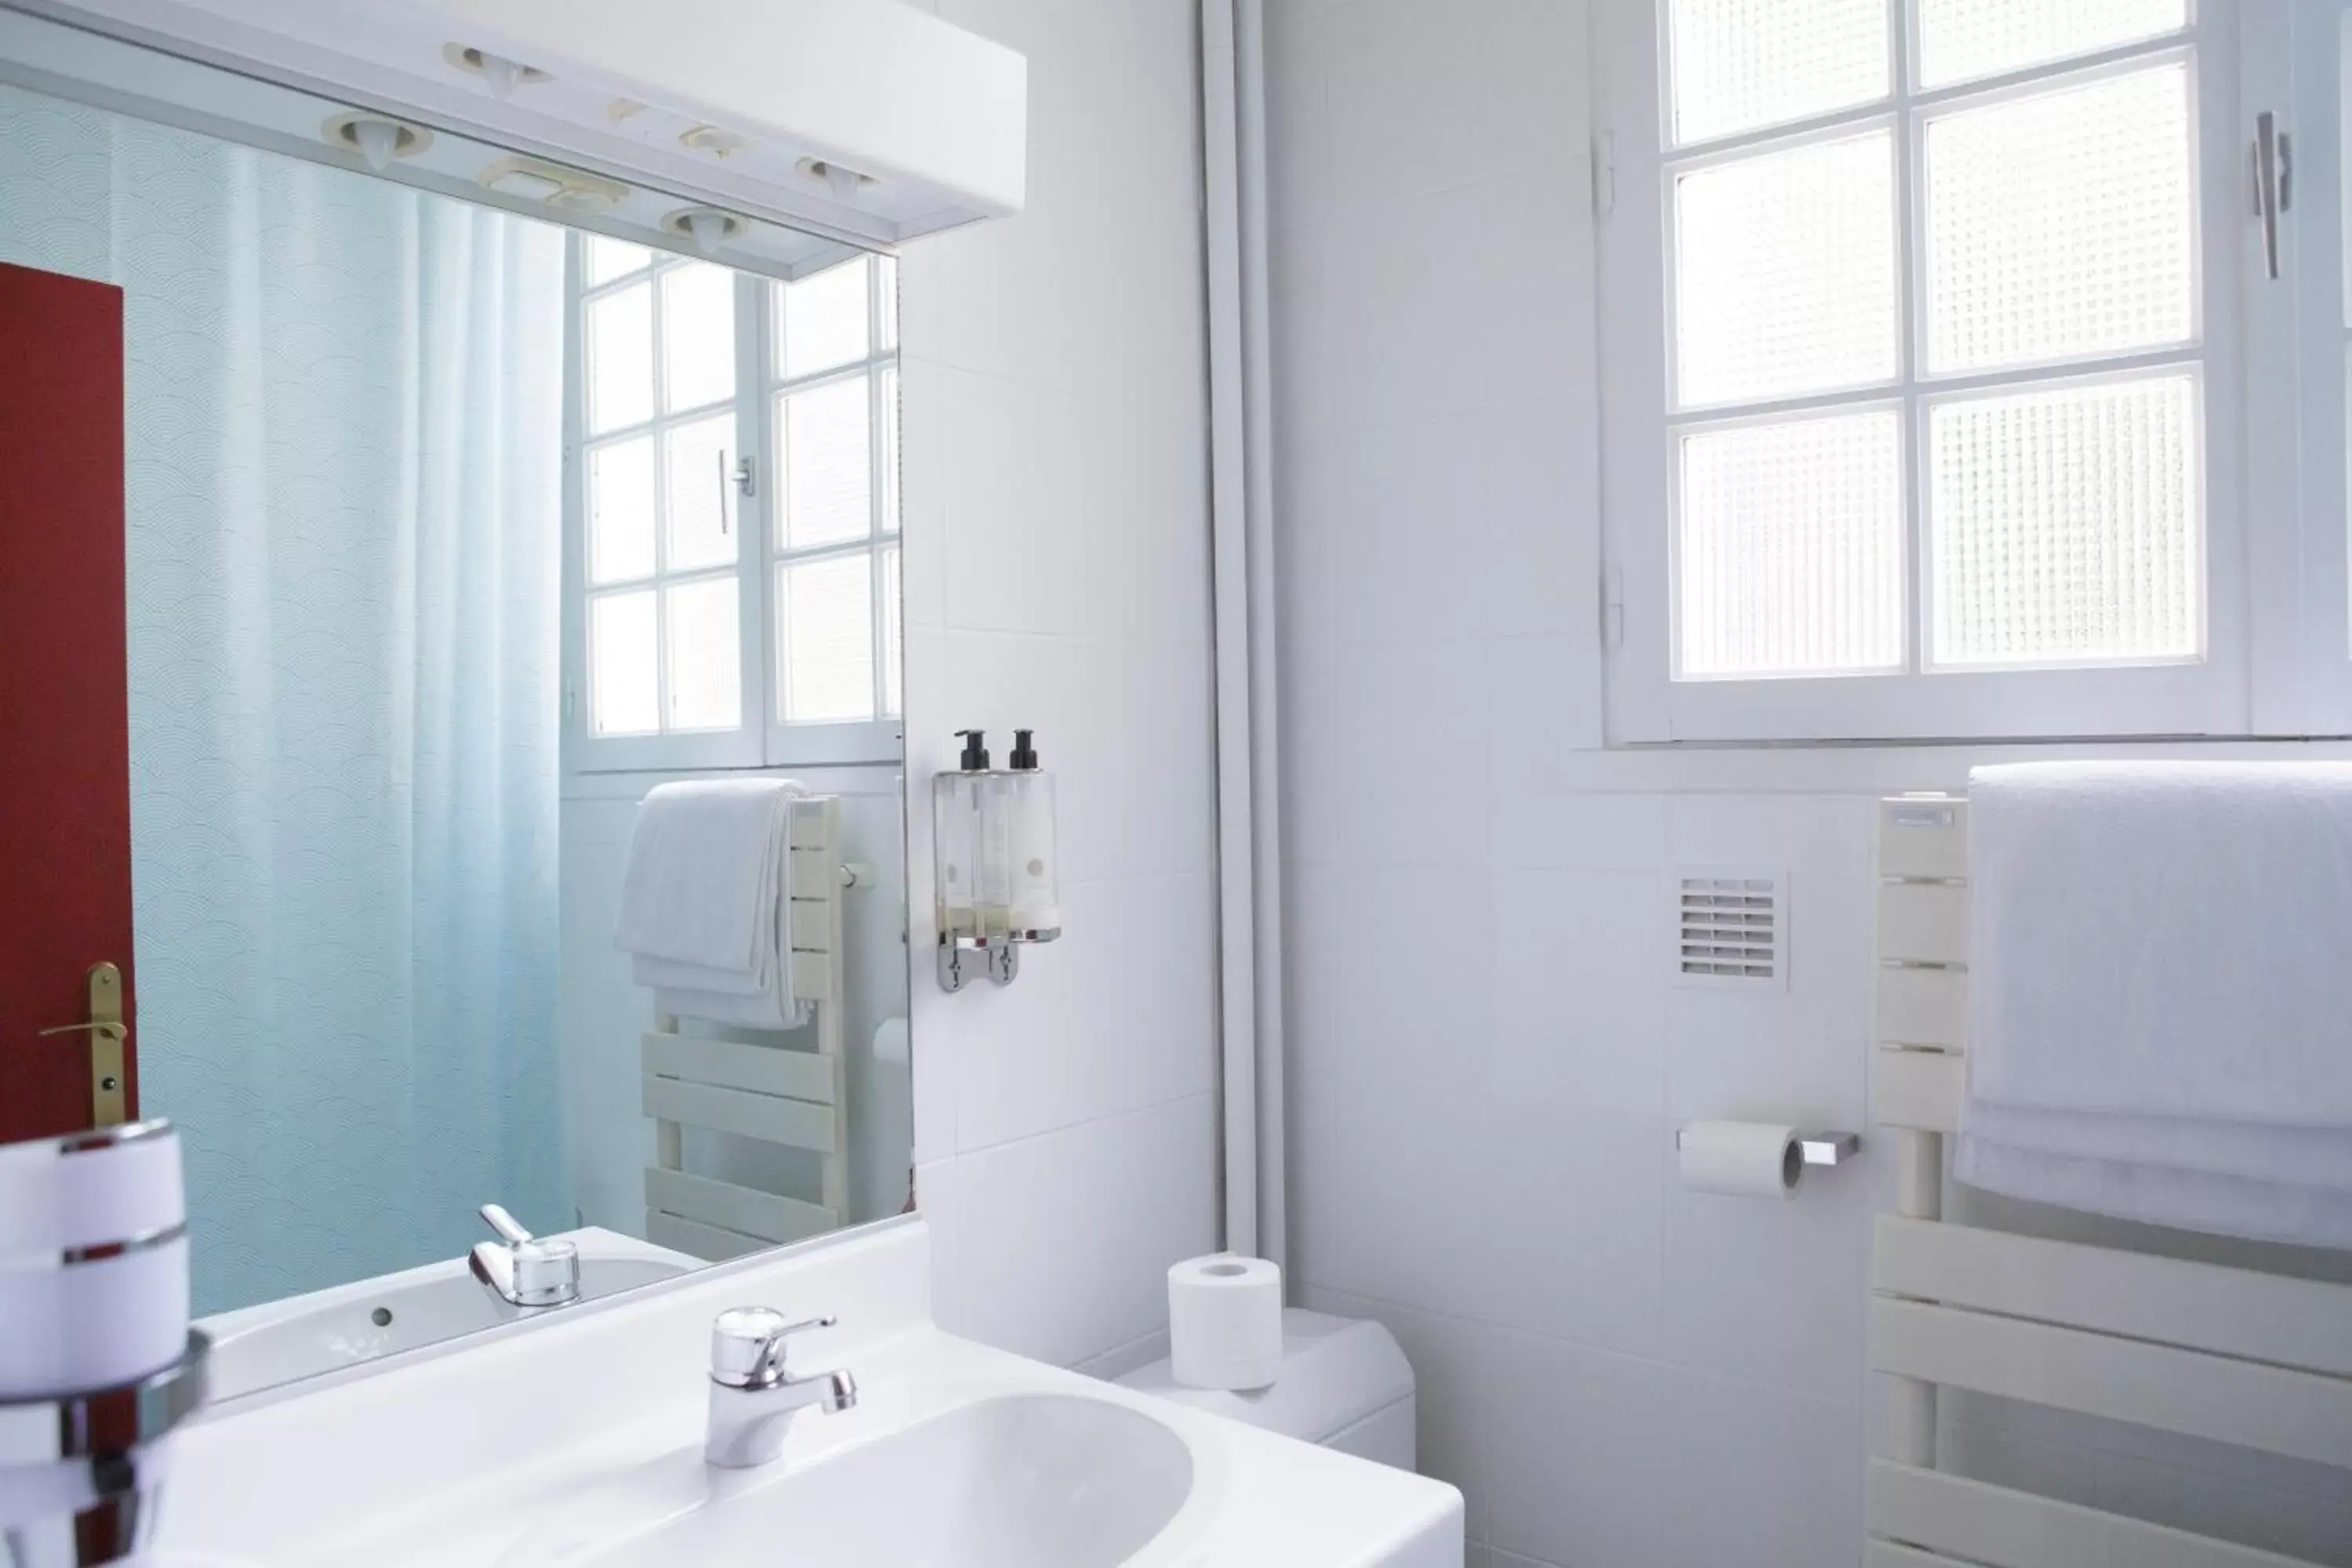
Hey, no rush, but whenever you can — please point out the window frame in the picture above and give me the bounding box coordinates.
[561,238,904,776]
[1596,0,2278,743]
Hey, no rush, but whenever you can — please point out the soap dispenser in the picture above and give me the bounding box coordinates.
[1006,729,1062,938]
[933,728,1007,943]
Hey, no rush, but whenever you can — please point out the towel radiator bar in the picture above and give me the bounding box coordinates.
[1869,794,2352,1568]
[641,794,866,1260]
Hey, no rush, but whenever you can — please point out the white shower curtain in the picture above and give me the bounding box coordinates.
[0,85,571,1313]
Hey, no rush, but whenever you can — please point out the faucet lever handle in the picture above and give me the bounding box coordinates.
[710,1306,839,1387]
[479,1203,534,1247]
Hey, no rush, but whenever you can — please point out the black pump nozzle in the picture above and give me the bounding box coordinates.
[956,729,989,771]
[1010,729,1040,770]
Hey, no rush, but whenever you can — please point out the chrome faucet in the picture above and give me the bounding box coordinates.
[703,1306,859,1468]
[467,1203,579,1309]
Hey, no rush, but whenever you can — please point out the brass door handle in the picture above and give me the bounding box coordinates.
[42,963,129,1127]
[38,1021,127,1044]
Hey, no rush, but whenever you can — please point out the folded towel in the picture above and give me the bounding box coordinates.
[1965,760,2352,1130]
[615,779,807,1026]
[1955,760,2352,1247]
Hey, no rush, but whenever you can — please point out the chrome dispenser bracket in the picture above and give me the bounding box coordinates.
[935,929,1060,993]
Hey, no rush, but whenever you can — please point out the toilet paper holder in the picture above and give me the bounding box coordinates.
[1675,1126,1860,1167]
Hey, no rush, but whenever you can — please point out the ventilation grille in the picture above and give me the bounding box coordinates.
[1673,868,1787,990]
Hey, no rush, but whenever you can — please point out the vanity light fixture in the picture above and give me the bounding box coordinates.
[662,205,745,256]
[322,112,431,172]
[477,156,628,212]
[441,44,550,100]
[797,158,877,205]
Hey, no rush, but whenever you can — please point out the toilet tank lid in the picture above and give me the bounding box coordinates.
[1115,1308,1414,1442]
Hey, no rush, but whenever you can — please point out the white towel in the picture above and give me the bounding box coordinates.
[615,779,807,1026]
[1955,760,2352,1245]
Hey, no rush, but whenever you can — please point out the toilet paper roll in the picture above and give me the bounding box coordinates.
[1676,1120,1802,1199]
[1167,1254,1283,1392]
[0,1120,183,1253]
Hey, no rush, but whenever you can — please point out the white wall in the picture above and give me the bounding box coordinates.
[1265,2,2352,1566]
[895,0,1223,1374]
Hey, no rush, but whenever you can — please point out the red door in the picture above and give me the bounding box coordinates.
[0,261,137,1143]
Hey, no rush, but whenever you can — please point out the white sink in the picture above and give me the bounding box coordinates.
[201,1228,698,1401]
[159,1221,1464,1566]
[579,1394,1193,1568]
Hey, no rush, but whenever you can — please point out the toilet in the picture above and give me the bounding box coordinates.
[1115,1308,1418,1469]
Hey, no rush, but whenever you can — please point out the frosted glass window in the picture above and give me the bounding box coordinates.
[663,414,737,572]
[586,437,655,585]
[1929,374,2198,667]
[779,555,875,724]
[584,237,653,287]
[585,281,652,434]
[778,376,873,549]
[1675,130,1898,407]
[880,366,901,536]
[590,590,659,735]
[1917,0,2186,89]
[1667,0,1889,145]
[781,259,870,381]
[1678,412,1904,677]
[1926,64,2192,376]
[664,577,742,730]
[661,263,736,413]
[880,544,903,718]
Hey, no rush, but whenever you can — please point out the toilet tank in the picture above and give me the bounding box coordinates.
[1115,1308,1417,1471]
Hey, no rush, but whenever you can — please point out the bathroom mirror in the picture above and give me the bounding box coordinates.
[0,16,913,1403]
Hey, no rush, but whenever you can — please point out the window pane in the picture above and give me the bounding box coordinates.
[664,577,742,731]
[662,263,736,413]
[1925,64,2192,376]
[877,255,899,354]
[781,258,870,380]
[590,589,659,735]
[778,375,873,550]
[1668,0,1889,146]
[586,437,655,584]
[1678,411,1904,678]
[1916,0,2185,90]
[1929,374,2198,668]
[585,281,653,434]
[584,236,653,287]
[779,555,875,724]
[1675,130,1898,407]
[663,414,737,572]
[880,544,903,719]
[880,366,901,536]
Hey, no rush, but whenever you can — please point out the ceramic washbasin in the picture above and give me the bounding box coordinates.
[579,1393,1195,1568]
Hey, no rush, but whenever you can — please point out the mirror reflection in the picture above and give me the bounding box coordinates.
[0,75,910,1401]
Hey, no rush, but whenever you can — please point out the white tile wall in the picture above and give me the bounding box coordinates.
[895,0,1221,1372]
[1265,1,2352,1564]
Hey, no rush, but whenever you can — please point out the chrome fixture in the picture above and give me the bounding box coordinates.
[466,1203,579,1309]
[703,1306,858,1469]
[0,1331,210,1566]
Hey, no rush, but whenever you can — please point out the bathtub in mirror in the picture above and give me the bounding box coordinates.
[0,11,913,1403]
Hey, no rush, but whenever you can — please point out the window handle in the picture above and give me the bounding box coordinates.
[716,448,731,534]
[2253,111,2292,281]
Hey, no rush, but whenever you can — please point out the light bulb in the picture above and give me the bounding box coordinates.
[824,163,862,202]
[478,52,522,99]
[684,210,728,255]
[350,119,401,173]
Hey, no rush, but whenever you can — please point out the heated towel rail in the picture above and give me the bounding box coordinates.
[1870,793,2352,1568]
[641,793,865,1260]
